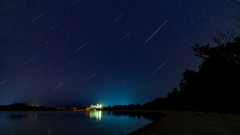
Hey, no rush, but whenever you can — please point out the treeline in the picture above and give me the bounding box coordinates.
[142,35,240,113]
[0,103,63,111]
[102,104,142,110]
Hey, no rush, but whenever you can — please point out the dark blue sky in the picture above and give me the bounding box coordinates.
[0,0,239,107]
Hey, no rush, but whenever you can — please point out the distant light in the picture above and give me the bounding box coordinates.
[90,104,102,109]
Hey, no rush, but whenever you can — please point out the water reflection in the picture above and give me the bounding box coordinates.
[88,110,102,121]
[112,111,166,120]
[0,111,163,135]
[8,113,38,119]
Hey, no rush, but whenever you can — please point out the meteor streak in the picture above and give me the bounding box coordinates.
[69,60,74,65]
[145,18,170,43]
[52,82,64,92]
[37,65,43,71]
[121,31,132,40]
[23,53,39,66]
[224,0,230,6]
[50,24,58,30]
[91,73,97,78]
[0,79,9,85]
[32,13,43,22]
[76,42,88,52]
[114,13,124,22]
[48,68,52,71]
[152,59,168,75]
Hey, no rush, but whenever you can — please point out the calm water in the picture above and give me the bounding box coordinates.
[0,111,155,135]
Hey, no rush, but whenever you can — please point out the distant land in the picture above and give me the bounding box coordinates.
[0,103,144,111]
[0,103,66,111]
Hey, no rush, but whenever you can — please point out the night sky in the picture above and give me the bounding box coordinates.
[1,0,239,107]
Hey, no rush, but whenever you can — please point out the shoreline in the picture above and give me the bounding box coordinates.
[128,110,240,135]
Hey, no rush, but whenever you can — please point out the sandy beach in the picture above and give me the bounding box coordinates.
[130,111,240,135]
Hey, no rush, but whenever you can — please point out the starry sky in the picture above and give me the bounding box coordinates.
[1,0,239,107]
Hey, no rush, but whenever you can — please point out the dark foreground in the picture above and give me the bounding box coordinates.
[129,111,240,135]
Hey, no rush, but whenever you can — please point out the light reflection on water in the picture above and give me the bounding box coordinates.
[89,110,101,121]
[0,111,159,135]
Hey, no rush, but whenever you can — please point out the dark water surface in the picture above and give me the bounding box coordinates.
[0,111,161,135]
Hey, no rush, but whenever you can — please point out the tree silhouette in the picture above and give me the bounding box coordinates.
[189,36,240,112]
[171,36,240,112]
[143,35,240,113]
